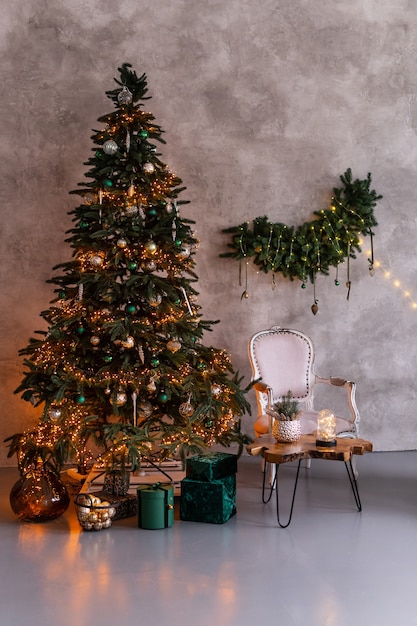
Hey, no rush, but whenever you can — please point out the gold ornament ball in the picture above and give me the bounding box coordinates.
[117,238,128,248]
[144,240,157,255]
[90,336,100,346]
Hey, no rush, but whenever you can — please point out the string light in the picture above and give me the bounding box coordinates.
[365,250,417,310]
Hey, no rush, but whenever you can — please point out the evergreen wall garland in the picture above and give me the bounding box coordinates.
[220,169,381,311]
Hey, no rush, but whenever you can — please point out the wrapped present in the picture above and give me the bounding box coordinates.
[89,490,137,521]
[186,451,238,482]
[137,483,174,529]
[180,474,236,524]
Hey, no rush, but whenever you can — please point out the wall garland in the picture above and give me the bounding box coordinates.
[220,169,381,314]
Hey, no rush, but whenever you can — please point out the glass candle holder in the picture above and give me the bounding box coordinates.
[316,409,337,447]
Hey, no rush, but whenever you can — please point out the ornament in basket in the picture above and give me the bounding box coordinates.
[74,493,117,531]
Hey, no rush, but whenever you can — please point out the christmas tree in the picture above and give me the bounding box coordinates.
[6,64,251,475]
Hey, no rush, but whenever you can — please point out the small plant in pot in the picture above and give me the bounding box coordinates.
[269,391,302,443]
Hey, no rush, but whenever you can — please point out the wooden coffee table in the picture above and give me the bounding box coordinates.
[247,434,373,527]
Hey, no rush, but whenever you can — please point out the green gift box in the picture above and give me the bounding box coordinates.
[180,474,236,524]
[186,452,237,482]
[137,483,174,529]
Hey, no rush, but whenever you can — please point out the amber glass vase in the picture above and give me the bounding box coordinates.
[9,462,70,522]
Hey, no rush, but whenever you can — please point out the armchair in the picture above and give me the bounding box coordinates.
[248,327,360,440]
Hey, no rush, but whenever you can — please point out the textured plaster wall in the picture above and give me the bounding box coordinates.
[1,0,417,464]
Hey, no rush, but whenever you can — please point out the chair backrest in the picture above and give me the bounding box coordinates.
[248,327,316,413]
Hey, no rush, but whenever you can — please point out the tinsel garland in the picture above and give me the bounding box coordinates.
[220,169,381,295]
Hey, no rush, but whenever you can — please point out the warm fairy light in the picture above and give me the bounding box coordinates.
[365,251,417,310]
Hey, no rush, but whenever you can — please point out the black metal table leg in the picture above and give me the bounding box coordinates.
[275,460,302,528]
[344,458,362,511]
[262,461,276,503]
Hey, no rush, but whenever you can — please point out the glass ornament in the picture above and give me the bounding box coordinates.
[103,179,113,187]
[139,129,149,138]
[138,400,153,419]
[76,325,85,335]
[90,254,104,267]
[117,238,128,248]
[10,462,70,523]
[125,303,137,314]
[114,392,127,406]
[211,384,222,397]
[76,394,86,404]
[176,245,191,259]
[125,204,139,216]
[179,401,194,417]
[150,357,160,367]
[167,339,181,353]
[143,162,155,174]
[90,336,100,346]
[158,392,168,403]
[118,85,133,105]
[102,140,118,155]
[121,336,135,349]
[49,408,62,421]
[142,260,157,272]
[149,294,162,307]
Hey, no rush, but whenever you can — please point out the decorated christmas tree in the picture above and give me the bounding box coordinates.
[6,64,250,476]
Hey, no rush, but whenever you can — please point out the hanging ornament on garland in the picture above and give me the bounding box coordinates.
[220,169,381,311]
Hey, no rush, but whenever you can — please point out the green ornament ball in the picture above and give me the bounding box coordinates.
[301,283,306,290]
[76,394,86,404]
[147,208,157,217]
[103,179,113,188]
[157,392,168,403]
[58,290,67,300]
[335,279,340,286]
[150,357,160,368]
[197,361,207,371]
[174,239,182,248]
[128,261,138,271]
[79,220,89,229]
[104,355,113,363]
[205,420,213,429]
[125,303,137,314]
[76,325,85,335]
[140,129,149,138]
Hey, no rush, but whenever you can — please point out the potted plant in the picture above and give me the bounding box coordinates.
[268,391,302,443]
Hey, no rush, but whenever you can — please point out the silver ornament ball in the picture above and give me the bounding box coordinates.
[103,140,118,155]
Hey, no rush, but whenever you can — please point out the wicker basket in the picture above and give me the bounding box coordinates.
[74,493,117,531]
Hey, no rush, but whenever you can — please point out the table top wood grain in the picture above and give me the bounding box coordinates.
[247,434,373,464]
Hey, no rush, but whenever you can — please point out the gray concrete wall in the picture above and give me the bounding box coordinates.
[1,0,416,464]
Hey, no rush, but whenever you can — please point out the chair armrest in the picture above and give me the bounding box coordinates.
[252,381,270,394]
[314,376,360,435]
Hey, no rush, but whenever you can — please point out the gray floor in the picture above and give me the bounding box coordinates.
[1,450,416,626]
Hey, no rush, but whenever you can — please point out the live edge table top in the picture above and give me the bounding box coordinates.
[246,434,373,465]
